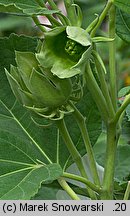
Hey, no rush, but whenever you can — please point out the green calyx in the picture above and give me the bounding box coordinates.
[36,26,92,79]
[5,51,73,120]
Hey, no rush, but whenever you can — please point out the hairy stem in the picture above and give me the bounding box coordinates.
[70,102,101,186]
[63,172,102,194]
[58,177,80,200]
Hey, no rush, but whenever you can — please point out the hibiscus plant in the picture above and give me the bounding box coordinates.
[0,0,130,200]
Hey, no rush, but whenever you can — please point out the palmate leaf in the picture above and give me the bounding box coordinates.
[0,0,58,16]
[0,34,101,199]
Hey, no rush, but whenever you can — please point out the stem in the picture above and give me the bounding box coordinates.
[85,62,109,123]
[109,5,117,111]
[34,0,62,27]
[91,0,113,37]
[58,177,80,200]
[124,181,130,200]
[47,0,69,25]
[100,122,117,199]
[56,119,97,199]
[64,0,77,26]
[93,50,115,119]
[113,94,130,124]
[70,102,101,187]
[63,172,102,194]
[32,16,47,32]
[46,15,62,27]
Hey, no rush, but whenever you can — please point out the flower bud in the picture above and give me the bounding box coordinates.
[5,51,72,120]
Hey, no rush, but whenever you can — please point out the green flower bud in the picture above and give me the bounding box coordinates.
[5,51,72,120]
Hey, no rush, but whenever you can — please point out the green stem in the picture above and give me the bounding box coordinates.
[70,102,101,186]
[56,119,97,199]
[92,50,115,119]
[91,0,113,37]
[58,177,80,200]
[64,0,77,26]
[124,181,130,200]
[34,0,62,27]
[113,94,130,124]
[47,0,69,25]
[63,172,102,194]
[109,5,117,111]
[32,16,47,32]
[85,62,109,123]
[46,14,62,27]
[100,122,117,199]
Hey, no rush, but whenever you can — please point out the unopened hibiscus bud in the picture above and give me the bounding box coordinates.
[5,51,72,120]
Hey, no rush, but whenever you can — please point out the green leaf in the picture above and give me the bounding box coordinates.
[94,134,130,181]
[0,16,31,31]
[0,34,63,199]
[116,9,130,43]
[0,163,62,200]
[0,3,22,14]
[115,145,130,181]
[0,34,101,199]
[0,0,58,16]
[114,0,130,13]
[32,181,61,200]
[118,86,130,98]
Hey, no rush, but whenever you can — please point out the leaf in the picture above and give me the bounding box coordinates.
[0,16,32,32]
[32,181,61,200]
[0,3,22,14]
[0,163,62,200]
[0,0,59,16]
[115,145,130,181]
[114,0,130,13]
[116,9,130,43]
[0,34,63,199]
[94,134,130,181]
[0,34,101,199]
[118,86,130,98]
